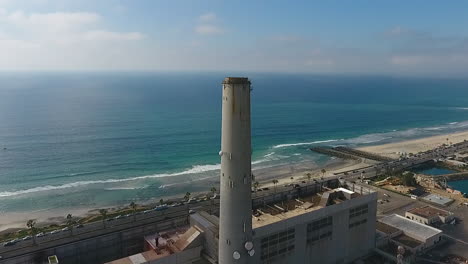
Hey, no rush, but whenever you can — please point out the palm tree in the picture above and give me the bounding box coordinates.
[159,199,164,206]
[99,209,108,228]
[321,169,326,178]
[254,181,260,193]
[290,176,294,184]
[66,214,76,236]
[306,173,312,184]
[272,179,279,192]
[184,192,191,202]
[27,219,37,245]
[208,187,217,214]
[130,202,137,222]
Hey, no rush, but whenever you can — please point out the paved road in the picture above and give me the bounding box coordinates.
[0,199,219,260]
[443,234,468,246]
[336,140,468,180]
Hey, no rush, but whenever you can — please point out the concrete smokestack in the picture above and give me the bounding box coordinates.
[219,77,254,264]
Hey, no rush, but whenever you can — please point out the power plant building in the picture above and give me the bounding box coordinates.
[105,77,377,264]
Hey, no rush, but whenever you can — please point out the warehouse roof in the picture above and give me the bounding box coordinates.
[379,214,442,241]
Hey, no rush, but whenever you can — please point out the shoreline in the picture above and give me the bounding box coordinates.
[2,129,468,233]
[358,130,468,159]
[0,158,360,233]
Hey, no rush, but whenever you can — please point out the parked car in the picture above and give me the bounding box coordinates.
[22,236,32,241]
[3,241,16,247]
[155,205,168,211]
[36,232,47,237]
[75,224,84,228]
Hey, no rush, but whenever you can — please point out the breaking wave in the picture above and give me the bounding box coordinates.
[0,164,221,198]
[4,119,468,198]
[272,139,343,149]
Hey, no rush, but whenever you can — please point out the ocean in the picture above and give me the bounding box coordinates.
[2,72,468,214]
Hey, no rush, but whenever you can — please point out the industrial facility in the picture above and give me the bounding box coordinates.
[376,214,443,255]
[104,77,378,264]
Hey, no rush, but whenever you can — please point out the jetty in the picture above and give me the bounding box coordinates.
[310,146,394,162]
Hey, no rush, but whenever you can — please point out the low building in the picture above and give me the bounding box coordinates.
[445,159,467,167]
[105,182,377,264]
[422,193,454,207]
[106,226,204,264]
[252,186,377,264]
[378,214,443,253]
[405,206,454,225]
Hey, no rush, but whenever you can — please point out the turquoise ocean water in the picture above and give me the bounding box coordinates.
[2,72,468,213]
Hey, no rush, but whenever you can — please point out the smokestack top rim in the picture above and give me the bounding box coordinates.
[222,77,251,84]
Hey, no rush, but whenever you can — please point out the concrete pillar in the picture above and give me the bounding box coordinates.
[219,77,254,264]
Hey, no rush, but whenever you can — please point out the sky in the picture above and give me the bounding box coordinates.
[0,0,468,76]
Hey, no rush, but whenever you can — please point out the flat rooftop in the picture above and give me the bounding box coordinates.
[253,187,359,228]
[393,234,423,249]
[422,194,453,206]
[379,214,442,241]
[376,221,400,235]
[407,205,451,218]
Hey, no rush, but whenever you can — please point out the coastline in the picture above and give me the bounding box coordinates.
[358,130,468,159]
[2,129,468,233]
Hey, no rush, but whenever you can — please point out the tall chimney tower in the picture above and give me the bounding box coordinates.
[219,77,254,264]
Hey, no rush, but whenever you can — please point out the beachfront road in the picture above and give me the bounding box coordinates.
[0,199,219,260]
[336,140,468,180]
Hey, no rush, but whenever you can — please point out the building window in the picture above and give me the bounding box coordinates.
[260,228,295,262]
[349,204,368,219]
[349,218,367,229]
[307,216,333,244]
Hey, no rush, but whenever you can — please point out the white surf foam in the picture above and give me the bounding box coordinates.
[105,187,144,191]
[272,139,343,149]
[0,164,221,198]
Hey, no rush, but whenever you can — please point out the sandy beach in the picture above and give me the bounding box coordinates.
[3,130,468,234]
[359,130,468,159]
[0,158,357,233]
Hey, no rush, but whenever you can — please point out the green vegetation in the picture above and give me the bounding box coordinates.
[66,214,76,236]
[306,173,312,183]
[401,172,417,186]
[130,202,137,222]
[99,209,108,228]
[27,219,37,245]
[184,192,191,202]
[272,179,279,192]
[254,181,260,192]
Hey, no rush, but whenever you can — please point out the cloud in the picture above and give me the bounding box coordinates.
[4,11,100,35]
[305,58,334,66]
[390,55,427,65]
[83,30,144,41]
[195,24,223,35]
[195,12,223,35]
[0,10,144,42]
[199,12,216,22]
[0,9,147,70]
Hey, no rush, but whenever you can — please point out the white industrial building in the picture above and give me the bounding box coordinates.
[107,182,377,264]
[377,214,443,254]
[405,205,454,225]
